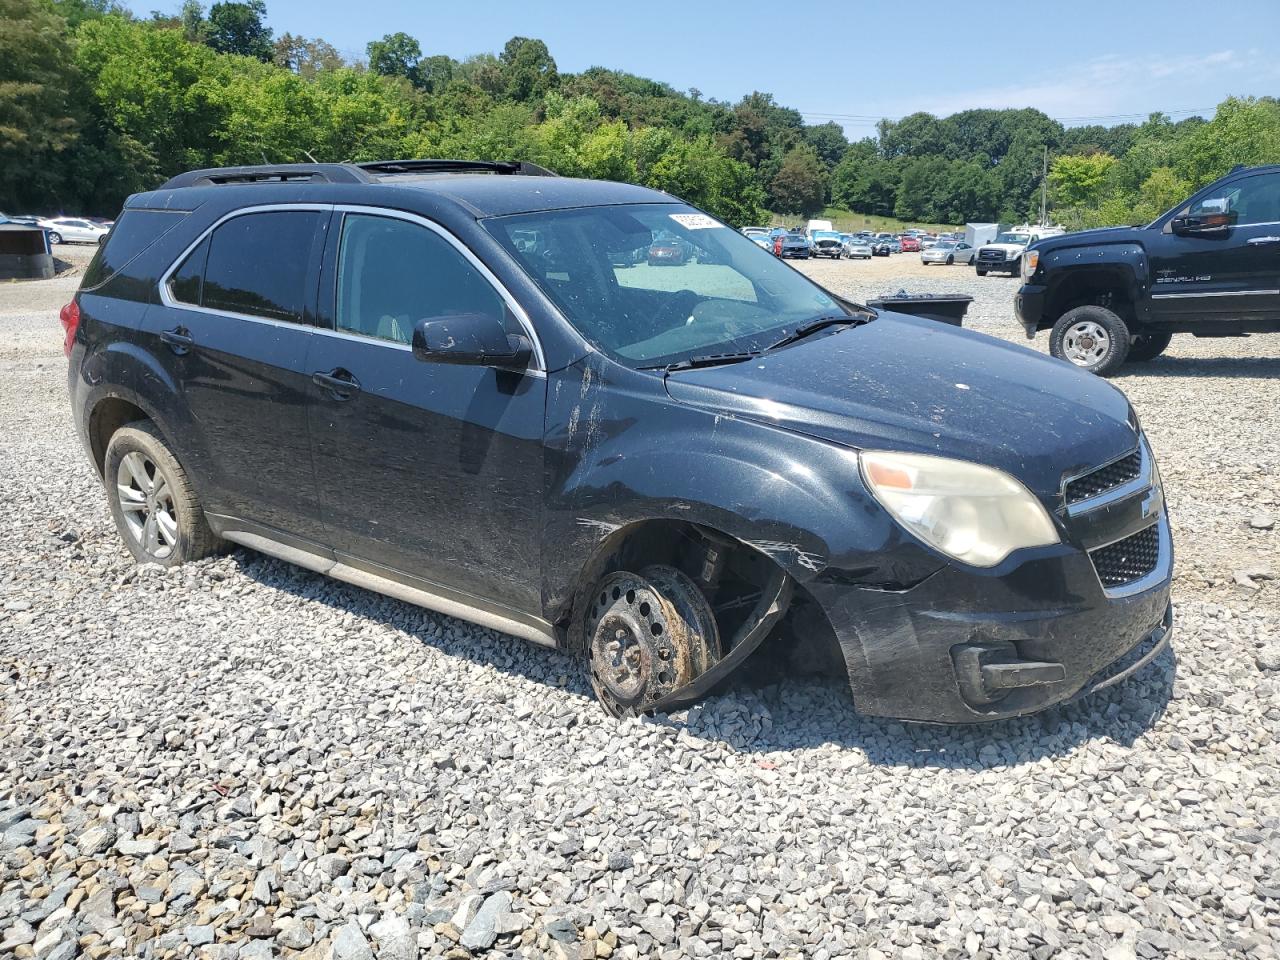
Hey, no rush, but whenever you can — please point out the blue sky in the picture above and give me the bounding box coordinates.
[225,0,1279,136]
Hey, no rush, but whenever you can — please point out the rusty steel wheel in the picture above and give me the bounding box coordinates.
[586,566,720,717]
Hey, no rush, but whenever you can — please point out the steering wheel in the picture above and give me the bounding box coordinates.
[653,289,704,329]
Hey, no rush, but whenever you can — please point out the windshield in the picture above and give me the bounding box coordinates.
[995,233,1030,244]
[485,203,848,367]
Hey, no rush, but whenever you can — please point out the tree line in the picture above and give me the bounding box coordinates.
[2,0,1278,227]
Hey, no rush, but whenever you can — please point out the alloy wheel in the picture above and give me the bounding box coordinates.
[115,451,179,560]
[1062,320,1111,367]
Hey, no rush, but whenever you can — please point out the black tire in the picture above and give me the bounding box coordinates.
[945,255,954,265]
[48,232,62,245]
[104,421,222,566]
[976,267,987,276]
[1049,305,1130,376]
[585,565,720,717]
[1125,331,1173,363]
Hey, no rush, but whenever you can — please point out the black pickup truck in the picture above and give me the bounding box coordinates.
[1017,164,1280,375]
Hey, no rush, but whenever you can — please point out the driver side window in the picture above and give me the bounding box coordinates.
[1188,174,1280,226]
[336,214,506,345]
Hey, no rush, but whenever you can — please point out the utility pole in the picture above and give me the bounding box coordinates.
[1040,146,1049,227]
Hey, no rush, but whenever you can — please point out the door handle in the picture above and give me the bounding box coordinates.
[312,368,361,399]
[1246,236,1280,245]
[159,327,194,355]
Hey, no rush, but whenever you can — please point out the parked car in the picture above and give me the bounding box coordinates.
[740,227,769,240]
[921,240,975,265]
[899,236,921,252]
[648,232,689,265]
[773,231,811,259]
[65,158,1172,724]
[842,237,873,259]
[871,238,900,256]
[976,226,1062,276]
[1018,163,1280,376]
[810,230,843,259]
[39,217,109,245]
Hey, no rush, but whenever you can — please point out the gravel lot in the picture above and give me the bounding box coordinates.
[2,245,1278,960]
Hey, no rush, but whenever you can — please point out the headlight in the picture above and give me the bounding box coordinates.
[1022,249,1039,279]
[860,450,1059,567]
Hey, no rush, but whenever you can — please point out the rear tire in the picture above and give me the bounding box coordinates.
[1050,305,1130,376]
[585,565,719,717]
[1125,331,1173,363]
[104,421,222,567]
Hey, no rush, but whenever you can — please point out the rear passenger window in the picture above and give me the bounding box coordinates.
[200,211,321,323]
[335,214,505,344]
[169,236,208,306]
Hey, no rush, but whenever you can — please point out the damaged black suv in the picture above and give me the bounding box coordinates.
[66,159,1173,723]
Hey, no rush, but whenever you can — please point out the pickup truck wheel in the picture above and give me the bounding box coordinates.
[975,266,987,276]
[1050,305,1130,376]
[104,421,222,566]
[1126,331,1173,363]
[586,566,719,718]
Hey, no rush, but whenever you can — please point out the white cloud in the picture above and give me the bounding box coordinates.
[839,49,1278,129]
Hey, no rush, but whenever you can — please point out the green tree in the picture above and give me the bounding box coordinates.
[803,121,848,167]
[0,0,82,210]
[769,145,828,217]
[1048,152,1116,208]
[498,36,558,102]
[205,0,271,61]
[416,54,455,94]
[831,141,897,216]
[273,32,343,78]
[178,0,203,41]
[1176,97,1280,187]
[366,31,420,81]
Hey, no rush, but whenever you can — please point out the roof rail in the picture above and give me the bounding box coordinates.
[355,159,559,177]
[157,158,559,190]
[159,164,371,189]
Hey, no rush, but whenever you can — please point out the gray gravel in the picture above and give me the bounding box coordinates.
[2,256,1279,959]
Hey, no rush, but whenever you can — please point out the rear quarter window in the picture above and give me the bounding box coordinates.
[81,210,188,291]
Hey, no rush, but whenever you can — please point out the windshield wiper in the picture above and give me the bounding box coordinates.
[763,314,868,353]
[640,351,757,373]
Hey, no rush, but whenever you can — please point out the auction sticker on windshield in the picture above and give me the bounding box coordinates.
[669,213,722,230]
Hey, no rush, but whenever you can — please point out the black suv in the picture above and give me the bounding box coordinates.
[1018,164,1280,375]
[66,159,1173,723]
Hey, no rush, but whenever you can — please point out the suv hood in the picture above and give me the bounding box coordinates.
[1033,224,1152,253]
[663,313,1137,499]
[981,242,1027,253]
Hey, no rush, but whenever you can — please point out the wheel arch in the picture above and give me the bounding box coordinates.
[559,517,846,691]
[87,395,152,479]
[1039,248,1146,330]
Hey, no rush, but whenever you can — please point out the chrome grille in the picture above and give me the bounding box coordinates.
[1090,524,1160,587]
[1065,451,1142,505]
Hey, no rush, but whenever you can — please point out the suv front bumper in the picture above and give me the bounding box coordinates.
[1016,282,1047,337]
[804,442,1174,723]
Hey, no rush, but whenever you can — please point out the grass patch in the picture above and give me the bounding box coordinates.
[766,207,959,234]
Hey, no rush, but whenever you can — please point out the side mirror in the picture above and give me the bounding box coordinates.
[1170,210,1236,236]
[412,312,532,369]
